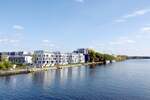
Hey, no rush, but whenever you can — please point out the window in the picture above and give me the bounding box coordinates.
[38,61,41,64]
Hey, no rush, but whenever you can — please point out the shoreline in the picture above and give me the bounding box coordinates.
[0,62,106,77]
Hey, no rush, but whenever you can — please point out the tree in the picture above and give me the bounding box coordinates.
[103,54,115,61]
[87,49,115,63]
[0,56,13,70]
[3,60,12,69]
[0,63,5,69]
[95,52,103,62]
[88,49,96,62]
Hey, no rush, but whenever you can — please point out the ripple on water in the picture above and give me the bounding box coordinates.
[0,60,150,100]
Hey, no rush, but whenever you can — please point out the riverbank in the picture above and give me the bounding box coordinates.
[0,62,106,76]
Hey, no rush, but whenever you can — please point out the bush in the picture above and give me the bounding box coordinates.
[0,63,5,69]
[3,60,12,69]
[0,59,13,70]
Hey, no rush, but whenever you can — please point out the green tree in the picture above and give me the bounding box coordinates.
[3,60,12,69]
[103,54,115,61]
[0,56,13,70]
[0,63,5,69]
[87,49,115,62]
[88,49,96,62]
[95,52,104,62]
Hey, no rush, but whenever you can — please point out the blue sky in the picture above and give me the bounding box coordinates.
[0,0,150,56]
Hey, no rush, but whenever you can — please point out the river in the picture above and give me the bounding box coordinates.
[0,60,150,100]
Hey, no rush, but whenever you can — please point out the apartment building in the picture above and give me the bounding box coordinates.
[34,50,68,67]
[34,50,85,68]
[67,53,85,64]
[0,51,32,65]
[73,48,89,62]
[34,50,52,67]
[73,48,89,55]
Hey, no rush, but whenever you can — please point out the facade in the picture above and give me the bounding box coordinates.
[0,49,86,68]
[34,50,85,68]
[67,53,85,64]
[34,50,69,67]
[0,52,4,61]
[73,48,89,62]
[0,51,32,65]
[53,52,68,65]
[0,52,10,61]
[73,48,89,55]
[8,55,32,65]
[34,50,51,67]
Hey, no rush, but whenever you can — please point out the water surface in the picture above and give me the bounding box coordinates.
[0,60,150,100]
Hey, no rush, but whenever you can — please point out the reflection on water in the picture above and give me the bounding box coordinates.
[30,66,91,87]
[0,60,150,100]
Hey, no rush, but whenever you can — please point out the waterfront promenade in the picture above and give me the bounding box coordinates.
[0,62,104,76]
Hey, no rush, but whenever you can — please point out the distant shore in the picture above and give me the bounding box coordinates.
[0,62,105,76]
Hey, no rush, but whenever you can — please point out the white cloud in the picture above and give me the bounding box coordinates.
[42,39,50,43]
[115,9,150,23]
[91,40,105,47]
[13,25,24,30]
[109,37,136,45]
[126,40,136,43]
[135,34,142,38]
[123,9,150,18]
[0,27,24,49]
[9,40,19,43]
[114,19,126,23]
[109,41,122,45]
[75,0,84,3]
[0,38,19,44]
[0,38,9,43]
[141,27,150,32]
[42,39,55,47]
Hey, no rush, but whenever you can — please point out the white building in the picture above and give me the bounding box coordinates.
[34,50,85,68]
[34,50,69,67]
[34,50,52,67]
[53,52,68,65]
[9,55,32,65]
[78,53,85,63]
[0,51,33,65]
[67,53,85,64]
[73,48,89,55]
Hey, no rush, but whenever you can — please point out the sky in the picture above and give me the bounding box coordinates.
[0,0,150,56]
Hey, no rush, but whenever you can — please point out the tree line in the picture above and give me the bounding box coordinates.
[88,49,115,62]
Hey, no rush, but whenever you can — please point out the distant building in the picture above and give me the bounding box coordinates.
[0,51,32,65]
[67,53,85,64]
[8,55,32,65]
[0,52,3,61]
[34,50,53,67]
[34,50,69,67]
[0,49,86,67]
[73,48,89,62]
[0,52,9,61]
[34,50,85,68]
[73,48,89,55]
